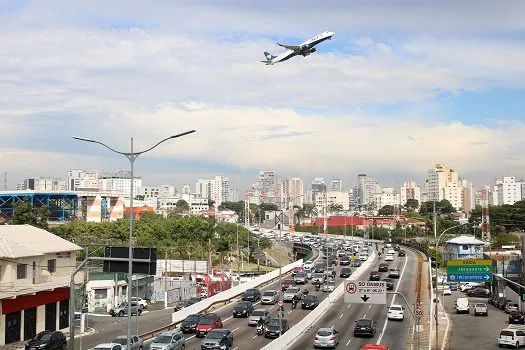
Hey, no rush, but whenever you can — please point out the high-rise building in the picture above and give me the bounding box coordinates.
[495,177,522,205]
[196,176,230,206]
[425,164,462,209]
[311,177,327,203]
[357,174,379,207]
[400,181,421,207]
[282,178,304,209]
[258,170,277,202]
[99,170,143,198]
[229,188,239,202]
[196,179,213,199]
[331,178,343,191]
[315,191,349,213]
[67,169,102,190]
[18,177,67,191]
[348,188,358,209]
[374,187,400,210]
[460,179,475,212]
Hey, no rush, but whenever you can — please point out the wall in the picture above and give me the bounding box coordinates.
[505,285,522,309]
[150,279,196,304]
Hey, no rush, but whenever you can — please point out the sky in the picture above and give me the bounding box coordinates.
[2,0,525,192]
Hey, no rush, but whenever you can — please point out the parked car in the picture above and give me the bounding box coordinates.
[248,309,270,326]
[505,302,520,314]
[509,311,525,324]
[301,295,319,310]
[233,301,254,318]
[353,318,377,337]
[473,303,488,316]
[112,335,143,350]
[130,297,148,309]
[150,330,185,350]
[92,344,122,350]
[174,297,200,311]
[261,290,279,305]
[200,329,233,350]
[340,267,352,278]
[369,271,380,281]
[196,313,223,337]
[181,314,202,333]
[242,288,261,302]
[25,330,67,350]
[110,302,142,317]
[313,326,340,348]
[264,318,289,338]
[466,287,490,298]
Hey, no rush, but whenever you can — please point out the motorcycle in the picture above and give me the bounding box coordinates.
[256,323,264,336]
[292,299,298,309]
[303,288,309,296]
[315,283,321,291]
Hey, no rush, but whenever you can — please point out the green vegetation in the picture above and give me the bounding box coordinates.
[470,200,525,232]
[8,200,50,230]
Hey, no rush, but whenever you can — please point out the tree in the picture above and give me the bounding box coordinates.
[378,205,395,216]
[302,203,317,218]
[419,199,455,215]
[405,199,419,211]
[259,203,279,212]
[494,233,520,247]
[327,203,344,213]
[208,199,215,207]
[175,199,189,213]
[9,200,50,230]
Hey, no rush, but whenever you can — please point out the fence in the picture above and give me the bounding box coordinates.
[150,279,196,305]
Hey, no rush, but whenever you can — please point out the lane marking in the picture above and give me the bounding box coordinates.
[347,304,351,308]
[223,315,233,322]
[376,250,410,344]
[233,327,239,332]
[252,335,258,339]
[363,314,367,318]
[287,310,293,314]
[346,339,351,345]
[369,305,372,309]
[339,313,344,318]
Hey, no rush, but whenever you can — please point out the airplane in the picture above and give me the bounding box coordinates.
[260,31,335,65]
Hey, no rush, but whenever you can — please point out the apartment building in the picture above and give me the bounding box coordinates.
[195,176,230,206]
[460,179,475,212]
[17,178,67,192]
[495,177,522,205]
[67,169,102,191]
[374,187,400,210]
[426,164,462,210]
[99,170,143,198]
[331,178,343,191]
[281,178,304,209]
[311,177,327,203]
[399,181,421,207]
[315,191,350,213]
[357,174,380,207]
[0,225,82,345]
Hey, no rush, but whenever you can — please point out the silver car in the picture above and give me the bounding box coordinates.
[248,309,270,326]
[322,281,336,292]
[150,330,185,350]
[283,287,302,301]
[112,335,143,350]
[294,272,308,284]
[314,327,340,348]
[261,290,278,305]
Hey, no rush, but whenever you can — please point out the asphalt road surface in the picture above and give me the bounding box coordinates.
[290,248,420,350]
[442,289,509,349]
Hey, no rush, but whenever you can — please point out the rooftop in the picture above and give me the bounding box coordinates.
[445,235,485,245]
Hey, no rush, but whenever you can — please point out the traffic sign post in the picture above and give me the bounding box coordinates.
[344,281,386,304]
[415,308,423,319]
[446,259,493,283]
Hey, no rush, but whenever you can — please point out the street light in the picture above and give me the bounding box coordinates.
[73,130,196,347]
[434,222,468,349]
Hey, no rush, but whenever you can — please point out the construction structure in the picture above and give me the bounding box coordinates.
[481,188,491,242]
[76,191,124,222]
[0,191,77,222]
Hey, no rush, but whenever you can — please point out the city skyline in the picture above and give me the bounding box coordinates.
[2,2,525,190]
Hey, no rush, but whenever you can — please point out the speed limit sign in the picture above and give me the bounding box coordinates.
[415,308,423,318]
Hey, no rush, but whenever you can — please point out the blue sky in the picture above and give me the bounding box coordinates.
[1,0,525,191]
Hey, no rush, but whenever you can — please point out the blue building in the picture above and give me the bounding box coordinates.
[0,191,78,222]
[443,235,486,260]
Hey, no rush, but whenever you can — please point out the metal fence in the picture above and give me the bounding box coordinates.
[150,279,196,305]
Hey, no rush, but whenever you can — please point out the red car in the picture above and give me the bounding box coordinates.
[195,313,223,337]
[282,278,295,291]
[292,267,303,276]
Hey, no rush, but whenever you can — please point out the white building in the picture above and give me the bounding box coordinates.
[258,170,278,202]
[17,178,67,191]
[311,177,327,203]
[331,178,343,191]
[357,174,380,207]
[0,225,82,345]
[374,187,400,210]
[399,181,421,207]
[315,191,350,213]
[495,177,522,205]
[426,164,462,210]
[99,170,142,198]
[228,188,238,202]
[281,178,304,209]
[195,176,230,206]
[67,169,102,190]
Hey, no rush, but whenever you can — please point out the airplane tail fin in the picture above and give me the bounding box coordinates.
[264,51,277,60]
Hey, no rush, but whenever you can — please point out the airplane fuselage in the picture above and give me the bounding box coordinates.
[261,31,335,65]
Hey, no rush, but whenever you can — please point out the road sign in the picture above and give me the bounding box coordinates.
[344,281,386,304]
[278,300,283,307]
[446,259,493,283]
[415,308,423,318]
[418,256,424,263]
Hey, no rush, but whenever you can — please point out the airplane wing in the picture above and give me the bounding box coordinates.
[277,43,302,51]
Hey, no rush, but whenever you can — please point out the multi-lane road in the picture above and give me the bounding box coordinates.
[291,248,420,350]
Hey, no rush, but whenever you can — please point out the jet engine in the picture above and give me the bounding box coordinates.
[302,48,317,57]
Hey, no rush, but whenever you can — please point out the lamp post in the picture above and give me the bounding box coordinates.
[73,130,196,346]
[434,222,467,349]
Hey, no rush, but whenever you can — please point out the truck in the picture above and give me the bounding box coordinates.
[455,297,469,314]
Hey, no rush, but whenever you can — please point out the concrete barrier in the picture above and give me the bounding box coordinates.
[261,250,377,349]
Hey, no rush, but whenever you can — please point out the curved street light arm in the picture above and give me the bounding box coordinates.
[135,130,196,155]
[73,136,126,156]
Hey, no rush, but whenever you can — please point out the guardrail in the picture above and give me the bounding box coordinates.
[137,257,306,341]
[261,250,377,349]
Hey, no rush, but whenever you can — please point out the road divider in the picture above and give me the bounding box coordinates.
[261,250,377,349]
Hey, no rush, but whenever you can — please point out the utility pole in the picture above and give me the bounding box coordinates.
[433,200,438,350]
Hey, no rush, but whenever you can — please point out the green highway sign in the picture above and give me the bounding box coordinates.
[446,259,493,283]
[447,265,492,274]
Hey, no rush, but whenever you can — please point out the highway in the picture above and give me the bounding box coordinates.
[290,248,420,350]
[441,289,508,349]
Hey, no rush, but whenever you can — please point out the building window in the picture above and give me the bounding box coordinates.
[47,259,56,273]
[461,245,469,251]
[17,263,27,279]
[94,289,107,299]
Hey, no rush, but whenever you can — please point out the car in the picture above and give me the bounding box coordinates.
[388,268,400,279]
[150,330,186,350]
[340,256,350,265]
[248,309,270,326]
[474,303,488,316]
[449,282,458,291]
[174,297,200,311]
[369,271,381,281]
[301,295,319,309]
[110,302,142,317]
[384,254,394,261]
[352,260,362,267]
[282,278,295,291]
[283,287,302,301]
[354,318,377,337]
[361,345,390,350]
[112,335,143,350]
[264,318,289,338]
[294,271,308,284]
[314,264,326,273]
[509,311,525,324]
[324,267,336,279]
[181,314,202,333]
[130,297,148,309]
[233,301,253,318]
[359,253,369,261]
[200,329,233,350]
[394,245,400,251]
[506,302,520,314]
[398,250,406,257]
[25,330,67,350]
[387,249,395,254]
[261,290,278,305]
[339,267,352,278]
[312,273,325,285]
[382,278,394,290]
[314,326,340,348]
[378,263,389,272]
[92,344,123,350]
[443,286,452,295]
[196,313,223,337]
[242,288,261,302]
[466,287,490,298]
[322,280,336,292]
[303,261,315,270]
[459,282,482,292]
[387,304,405,321]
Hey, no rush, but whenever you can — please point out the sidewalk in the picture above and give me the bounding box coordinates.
[418,258,431,349]
[2,326,95,350]
[430,267,451,350]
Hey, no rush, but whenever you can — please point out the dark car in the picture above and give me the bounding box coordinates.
[196,313,223,337]
[181,314,202,333]
[340,256,350,265]
[378,263,389,272]
[383,278,394,290]
[388,268,401,279]
[467,287,490,298]
[25,330,67,350]
[353,318,377,337]
[509,311,525,324]
[369,271,380,281]
[394,245,400,251]
[265,318,289,338]
[174,297,200,311]
[233,301,254,318]
[352,260,362,267]
[201,329,234,350]
[339,267,352,278]
[282,279,295,291]
[242,288,261,302]
[398,250,406,257]
[314,264,325,273]
[301,295,319,310]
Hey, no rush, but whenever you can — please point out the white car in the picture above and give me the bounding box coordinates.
[93,344,123,350]
[283,287,302,301]
[130,297,148,309]
[443,286,452,295]
[384,254,394,261]
[322,281,336,292]
[359,253,368,261]
[387,249,395,254]
[387,304,405,321]
[261,290,278,305]
[303,261,314,270]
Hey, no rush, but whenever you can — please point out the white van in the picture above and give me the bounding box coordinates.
[359,253,369,261]
[498,325,525,348]
[455,297,469,314]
